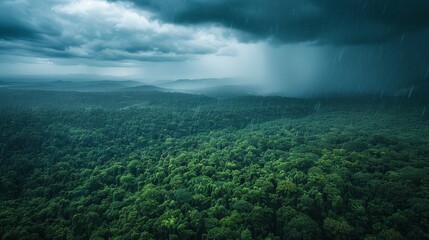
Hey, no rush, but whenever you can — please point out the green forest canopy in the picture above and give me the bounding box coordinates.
[0,89,428,239]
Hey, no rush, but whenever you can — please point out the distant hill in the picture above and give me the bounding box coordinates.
[0,78,257,96]
[0,74,144,83]
[120,85,165,92]
[0,81,13,88]
[154,78,260,97]
[158,78,236,90]
[183,85,257,97]
[2,80,142,92]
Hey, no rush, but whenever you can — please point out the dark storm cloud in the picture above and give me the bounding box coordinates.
[115,0,429,93]
[0,2,42,40]
[0,20,36,40]
[116,0,429,44]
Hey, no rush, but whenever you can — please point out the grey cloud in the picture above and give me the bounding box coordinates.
[0,1,62,40]
[0,21,36,40]
[0,0,228,62]
[113,0,429,92]
[116,0,429,45]
[0,2,39,40]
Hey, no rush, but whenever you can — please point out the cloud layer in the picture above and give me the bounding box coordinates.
[115,0,429,45]
[0,0,231,62]
[2,0,428,63]
[0,0,428,95]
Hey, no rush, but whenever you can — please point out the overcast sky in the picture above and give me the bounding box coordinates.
[1,0,428,94]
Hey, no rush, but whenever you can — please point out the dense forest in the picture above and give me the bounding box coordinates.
[0,89,428,240]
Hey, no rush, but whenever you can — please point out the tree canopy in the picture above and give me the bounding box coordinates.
[0,90,428,239]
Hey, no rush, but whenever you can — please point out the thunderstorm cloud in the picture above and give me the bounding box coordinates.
[0,0,428,94]
[111,0,429,45]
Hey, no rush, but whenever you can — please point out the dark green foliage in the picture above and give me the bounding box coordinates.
[0,89,428,239]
